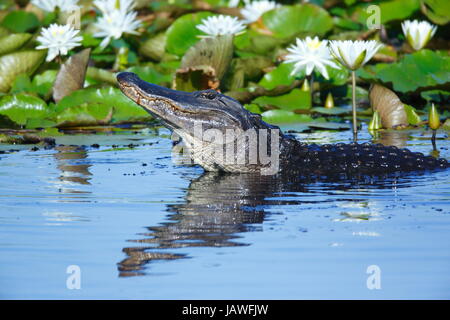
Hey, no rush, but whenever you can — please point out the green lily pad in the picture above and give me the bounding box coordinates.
[352,0,420,25]
[1,11,40,33]
[311,106,351,115]
[0,50,46,92]
[55,103,114,128]
[258,63,299,90]
[358,50,450,93]
[262,4,333,39]
[127,66,172,86]
[234,29,285,55]
[421,0,450,25]
[55,87,151,124]
[253,89,311,111]
[244,103,262,114]
[165,12,214,56]
[420,90,450,103]
[0,33,32,56]
[262,110,313,123]
[0,94,50,126]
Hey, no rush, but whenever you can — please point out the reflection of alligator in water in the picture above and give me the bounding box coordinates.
[117,72,449,176]
[117,171,410,276]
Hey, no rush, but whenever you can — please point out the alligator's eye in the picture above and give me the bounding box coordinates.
[197,90,218,100]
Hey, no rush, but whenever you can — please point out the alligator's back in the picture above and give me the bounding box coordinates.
[280,139,449,176]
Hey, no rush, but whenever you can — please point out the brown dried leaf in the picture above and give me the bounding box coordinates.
[369,84,408,129]
[52,48,91,103]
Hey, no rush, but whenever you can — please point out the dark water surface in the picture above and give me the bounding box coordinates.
[0,126,449,299]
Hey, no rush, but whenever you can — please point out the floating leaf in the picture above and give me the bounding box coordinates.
[86,67,117,85]
[55,104,114,128]
[165,12,214,56]
[53,48,91,102]
[32,70,58,98]
[262,110,313,123]
[358,50,450,93]
[420,90,450,103]
[421,0,450,25]
[1,11,40,33]
[234,29,285,55]
[139,32,166,61]
[253,89,311,111]
[369,84,407,128]
[311,106,350,115]
[0,33,32,56]
[126,66,172,86]
[0,50,46,92]
[352,0,420,25]
[0,94,50,126]
[258,63,299,90]
[55,87,151,123]
[262,4,333,39]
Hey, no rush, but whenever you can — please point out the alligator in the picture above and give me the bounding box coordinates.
[117,72,449,177]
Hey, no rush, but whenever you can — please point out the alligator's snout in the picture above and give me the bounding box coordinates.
[117,72,140,86]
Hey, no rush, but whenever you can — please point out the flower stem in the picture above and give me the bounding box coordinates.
[351,70,357,141]
[432,129,437,151]
[309,73,314,106]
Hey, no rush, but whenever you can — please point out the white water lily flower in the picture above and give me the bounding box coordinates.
[328,40,383,71]
[285,36,339,80]
[196,15,246,37]
[94,9,141,48]
[31,0,79,12]
[228,0,241,7]
[241,0,280,23]
[93,0,141,48]
[401,20,437,51]
[36,23,82,62]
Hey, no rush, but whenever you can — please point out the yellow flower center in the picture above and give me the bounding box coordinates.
[306,39,321,50]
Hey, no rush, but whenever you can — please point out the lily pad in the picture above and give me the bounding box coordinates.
[421,0,450,25]
[0,33,32,56]
[0,94,50,126]
[0,50,46,92]
[404,104,423,125]
[311,106,351,115]
[165,12,214,56]
[1,11,40,33]
[262,4,333,39]
[358,50,450,93]
[55,104,114,128]
[351,0,420,25]
[262,110,313,123]
[253,89,311,111]
[126,66,172,86]
[258,63,299,90]
[55,87,151,124]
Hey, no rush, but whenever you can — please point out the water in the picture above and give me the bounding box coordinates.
[0,126,449,299]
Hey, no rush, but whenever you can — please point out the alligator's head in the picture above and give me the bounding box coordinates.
[117,72,282,174]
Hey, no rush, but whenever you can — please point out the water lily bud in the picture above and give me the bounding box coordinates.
[369,110,382,130]
[324,92,334,109]
[428,103,440,130]
[402,20,437,51]
[301,79,310,91]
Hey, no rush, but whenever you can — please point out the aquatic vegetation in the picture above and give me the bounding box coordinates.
[0,0,447,137]
[401,19,437,51]
[36,23,82,62]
